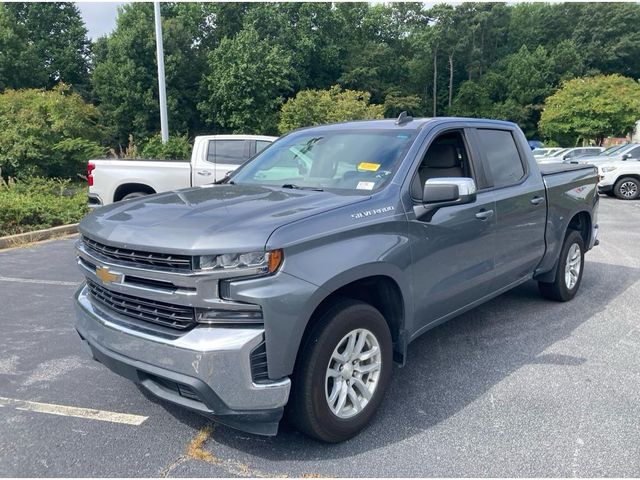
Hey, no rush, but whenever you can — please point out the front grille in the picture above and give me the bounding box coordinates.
[250,340,269,383]
[87,280,196,330]
[83,236,193,271]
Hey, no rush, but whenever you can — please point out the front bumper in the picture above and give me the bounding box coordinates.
[597,183,614,194]
[74,285,290,435]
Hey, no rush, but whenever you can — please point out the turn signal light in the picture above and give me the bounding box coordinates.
[268,249,283,273]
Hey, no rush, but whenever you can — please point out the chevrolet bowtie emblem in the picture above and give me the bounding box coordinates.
[95,266,123,284]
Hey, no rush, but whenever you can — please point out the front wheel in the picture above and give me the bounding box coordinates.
[613,177,640,200]
[289,299,392,443]
[538,230,585,302]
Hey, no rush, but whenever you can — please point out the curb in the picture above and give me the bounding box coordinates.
[0,223,79,250]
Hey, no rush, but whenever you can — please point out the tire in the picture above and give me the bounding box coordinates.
[288,299,392,443]
[538,230,585,302]
[613,177,640,200]
[121,192,148,201]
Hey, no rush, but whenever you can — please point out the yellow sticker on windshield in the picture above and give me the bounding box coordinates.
[357,162,381,172]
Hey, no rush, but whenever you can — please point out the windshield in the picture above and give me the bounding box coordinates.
[549,148,568,157]
[601,145,626,156]
[230,129,417,193]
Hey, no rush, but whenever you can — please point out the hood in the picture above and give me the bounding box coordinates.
[573,154,625,164]
[80,184,368,254]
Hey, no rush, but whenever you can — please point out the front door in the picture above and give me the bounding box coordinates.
[406,129,497,332]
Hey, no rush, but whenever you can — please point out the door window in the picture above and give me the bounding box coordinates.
[206,140,247,166]
[477,129,525,188]
[256,140,271,153]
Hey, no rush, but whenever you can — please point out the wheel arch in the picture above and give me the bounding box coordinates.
[292,267,411,377]
[535,209,591,283]
[113,183,156,202]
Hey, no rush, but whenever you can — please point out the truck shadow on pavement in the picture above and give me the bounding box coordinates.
[145,260,637,461]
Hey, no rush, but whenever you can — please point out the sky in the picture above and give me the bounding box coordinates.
[76,2,125,40]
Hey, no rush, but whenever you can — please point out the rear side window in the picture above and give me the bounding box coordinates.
[477,129,525,188]
[256,140,271,153]
[627,146,640,158]
[206,140,247,165]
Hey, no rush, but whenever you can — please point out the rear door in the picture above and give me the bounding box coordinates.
[474,127,547,287]
[192,139,252,185]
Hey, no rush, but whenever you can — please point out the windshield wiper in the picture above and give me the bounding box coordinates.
[281,183,323,191]
[214,175,234,185]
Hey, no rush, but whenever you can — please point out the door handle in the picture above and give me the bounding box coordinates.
[197,170,212,176]
[475,209,494,220]
[530,196,545,205]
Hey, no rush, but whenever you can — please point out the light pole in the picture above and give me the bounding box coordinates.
[154,2,169,143]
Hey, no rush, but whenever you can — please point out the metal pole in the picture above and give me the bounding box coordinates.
[154,2,169,143]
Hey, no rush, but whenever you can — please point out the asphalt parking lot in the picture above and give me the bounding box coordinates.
[1,196,639,477]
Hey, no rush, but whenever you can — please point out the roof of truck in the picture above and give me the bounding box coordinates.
[294,116,518,132]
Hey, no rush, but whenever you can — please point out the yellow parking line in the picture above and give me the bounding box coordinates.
[0,397,147,425]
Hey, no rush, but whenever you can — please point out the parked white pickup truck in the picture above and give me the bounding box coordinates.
[87,135,277,207]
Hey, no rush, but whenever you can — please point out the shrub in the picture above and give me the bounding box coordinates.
[0,84,104,178]
[140,134,192,160]
[0,177,88,236]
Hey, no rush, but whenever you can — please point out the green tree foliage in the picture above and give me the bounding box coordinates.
[540,75,640,145]
[0,4,44,91]
[92,3,207,145]
[3,1,640,156]
[0,85,103,178]
[140,134,192,160]
[3,3,91,95]
[199,26,293,135]
[278,85,384,134]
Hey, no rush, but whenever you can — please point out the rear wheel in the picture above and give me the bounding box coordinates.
[121,191,148,201]
[538,230,585,302]
[613,177,640,200]
[289,299,392,443]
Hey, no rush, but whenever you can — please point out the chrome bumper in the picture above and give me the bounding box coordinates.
[74,285,290,434]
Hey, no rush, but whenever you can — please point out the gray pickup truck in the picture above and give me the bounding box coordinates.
[74,116,599,442]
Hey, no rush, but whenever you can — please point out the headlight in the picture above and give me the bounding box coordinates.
[195,249,283,273]
[601,166,617,173]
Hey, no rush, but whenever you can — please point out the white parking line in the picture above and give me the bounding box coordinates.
[0,276,79,286]
[0,397,148,425]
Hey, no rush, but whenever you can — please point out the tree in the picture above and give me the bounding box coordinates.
[0,85,103,178]
[0,4,46,91]
[5,2,91,95]
[199,26,293,135]
[278,85,384,134]
[92,3,207,145]
[540,75,640,145]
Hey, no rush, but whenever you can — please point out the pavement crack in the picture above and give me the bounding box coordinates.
[159,455,187,478]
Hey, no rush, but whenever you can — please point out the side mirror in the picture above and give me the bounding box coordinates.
[423,177,477,206]
[622,153,632,160]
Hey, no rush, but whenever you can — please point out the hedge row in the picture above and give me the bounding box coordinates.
[0,177,88,237]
